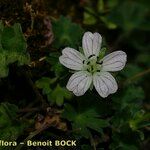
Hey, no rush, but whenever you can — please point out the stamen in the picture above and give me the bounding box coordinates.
[87,68,90,72]
[88,54,95,59]
[96,61,103,65]
[87,61,90,65]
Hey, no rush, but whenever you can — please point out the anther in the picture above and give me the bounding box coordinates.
[96,61,103,65]
[87,68,90,72]
[88,54,95,59]
[87,61,90,65]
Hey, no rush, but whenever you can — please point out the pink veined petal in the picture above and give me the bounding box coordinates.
[59,47,86,70]
[93,72,118,98]
[82,32,102,58]
[66,71,92,96]
[101,51,127,72]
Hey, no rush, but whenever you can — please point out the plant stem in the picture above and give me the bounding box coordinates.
[15,124,51,150]
[19,107,41,113]
[124,68,150,84]
[90,135,96,150]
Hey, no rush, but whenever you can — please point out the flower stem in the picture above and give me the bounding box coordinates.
[124,68,150,84]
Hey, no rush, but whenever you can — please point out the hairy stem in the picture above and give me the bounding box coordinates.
[124,68,150,84]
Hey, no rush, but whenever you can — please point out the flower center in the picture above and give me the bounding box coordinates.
[83,55,103,74]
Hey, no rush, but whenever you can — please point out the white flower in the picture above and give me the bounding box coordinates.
[59,32,127,98]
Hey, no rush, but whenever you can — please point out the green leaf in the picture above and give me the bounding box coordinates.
[108,1,149,31]
[49,84,72,106]
[122,86,145,103]
[1,23,26,52]
[97,0,104,12]
[0,103,25,140]
[83,7,97,25]
[0,103,18,127]
[47,52,67,77]
[62,104,109,138]
[100,16,117,29]
[52,16,84,49]
[129,111,150,130]
[112,85,145,113]
[61,104,77,121]
[121,64,144,84]
[36,77,71,106]
[0,21,30,78]
[36,77,56,94]
[107,0,119,9]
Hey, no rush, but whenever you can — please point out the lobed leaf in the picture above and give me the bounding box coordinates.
[0,21,30,78]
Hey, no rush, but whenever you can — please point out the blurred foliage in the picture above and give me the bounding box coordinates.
[46,52,67,77]
[0,0,149,150]
[0,21,30,78]
[36,77,72,106]
[107,1,149,32]
[62,104,109,138]
[0,103,26,141]
[52,16,84,49]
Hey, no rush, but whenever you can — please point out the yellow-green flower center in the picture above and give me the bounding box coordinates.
[83,55,103,74]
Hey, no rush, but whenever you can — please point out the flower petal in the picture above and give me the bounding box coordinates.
[59,47,86,70]
[93,72,118,98]
[82,32,102,58]
[67,71,92,96]
[101,51,127,72]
